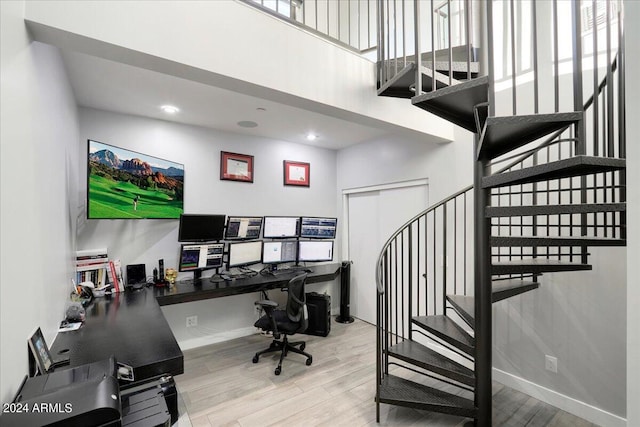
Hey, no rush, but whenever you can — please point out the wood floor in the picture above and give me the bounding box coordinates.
[175,317,598,427]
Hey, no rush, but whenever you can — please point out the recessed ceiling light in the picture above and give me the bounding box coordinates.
[161,105,180,114]
[306,133,317,141]
[237,120,258,128]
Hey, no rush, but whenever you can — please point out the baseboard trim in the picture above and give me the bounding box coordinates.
[179,310,339,351]
[493,368,626,427]
[178,326,256,351]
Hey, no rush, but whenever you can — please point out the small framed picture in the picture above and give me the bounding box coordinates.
[283,160,310,187]
[220,151,254,183]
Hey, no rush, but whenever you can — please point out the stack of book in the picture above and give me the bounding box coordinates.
[75,248,124,292]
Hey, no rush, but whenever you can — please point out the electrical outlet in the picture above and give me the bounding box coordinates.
[186,315,198,328]
[545,355,558,373]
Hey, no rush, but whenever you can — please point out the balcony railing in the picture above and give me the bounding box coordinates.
[241,0,377,54]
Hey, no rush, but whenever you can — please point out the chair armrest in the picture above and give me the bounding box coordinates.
[255,299,280,337]
[255,300,278,308]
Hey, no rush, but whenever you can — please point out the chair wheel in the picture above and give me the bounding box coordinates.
[252,355,259,363]
[275,367,281,375]
[300,343,306,351]
[306,357,312,366]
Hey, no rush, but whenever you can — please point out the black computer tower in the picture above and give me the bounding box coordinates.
[305,292,331,337]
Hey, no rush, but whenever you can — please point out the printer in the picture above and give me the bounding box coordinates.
[1,357,171,427]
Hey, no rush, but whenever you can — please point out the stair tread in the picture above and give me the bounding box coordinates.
[486,202,626,217]
[412,76,489,132]
[491,235,626,247]
[492,279,540,302]
[379,374,477,417]
[482,155,626,188]
[377,63,456,98]
[447,279,541,325]
[447,295,475,327]
[387,340,475,386]
[492,259,592,275]
[478,112,583,159]
[412,315,474,356]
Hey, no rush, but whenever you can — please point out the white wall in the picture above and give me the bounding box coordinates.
[77,108,339,349]
[337,127,474,203]
[0,1,80,403]
[625,2,640,426]
[336,128,475,323]
[23,0,453,144]
[493,247,626,421]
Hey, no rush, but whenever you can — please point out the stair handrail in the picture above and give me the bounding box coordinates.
[491,54,622,176]
[375,184,472,294]
[376,25,624,298]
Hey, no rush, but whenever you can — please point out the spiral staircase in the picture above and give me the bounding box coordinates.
[374,1,626,425]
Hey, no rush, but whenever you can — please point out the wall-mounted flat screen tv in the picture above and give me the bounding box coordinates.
[87,140,184,219]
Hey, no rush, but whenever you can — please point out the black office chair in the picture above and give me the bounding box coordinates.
[252,273,313,375]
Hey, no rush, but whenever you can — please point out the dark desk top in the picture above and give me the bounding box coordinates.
[50,289,183,381]
[154,262,341,306]
[49,262,341,383]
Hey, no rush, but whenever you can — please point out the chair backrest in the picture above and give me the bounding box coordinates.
[285,273,308,331]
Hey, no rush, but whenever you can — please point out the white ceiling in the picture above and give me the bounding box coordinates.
[61,50,389,150]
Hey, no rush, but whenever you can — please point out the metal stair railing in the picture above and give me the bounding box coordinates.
[477,4,626,420]
[240,0,377,54]
[486,0,626,268]
[377,0,476,91]
[375,185,474,400]
[375,0,625,424]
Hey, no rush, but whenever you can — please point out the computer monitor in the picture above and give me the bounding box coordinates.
[262,241,298,264]
[178,243,224,282]
[228,240,263,268]
[178,214,226,242]
[299,217,338,239]
[298,240,334,262]
[263,216,300,238]
[225,216,263,240]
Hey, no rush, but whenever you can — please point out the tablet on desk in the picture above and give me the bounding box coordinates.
[28,327,69,375]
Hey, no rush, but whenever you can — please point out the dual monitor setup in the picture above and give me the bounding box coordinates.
[177,214,337,283]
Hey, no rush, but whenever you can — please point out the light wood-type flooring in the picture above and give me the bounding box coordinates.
[174,317,598,427]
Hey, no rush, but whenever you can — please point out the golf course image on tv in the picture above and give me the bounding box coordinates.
[88,140,184,219]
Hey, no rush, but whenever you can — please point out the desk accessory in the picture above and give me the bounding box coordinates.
[66,303,86,322]
[27,327,70,376]
[126,264,148,289]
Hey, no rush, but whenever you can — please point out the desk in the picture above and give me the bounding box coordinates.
[49,263,341,382]
[154,263,342,306]
[50,288,184,381]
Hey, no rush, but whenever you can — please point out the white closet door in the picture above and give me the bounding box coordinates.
[347,184,428,324]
